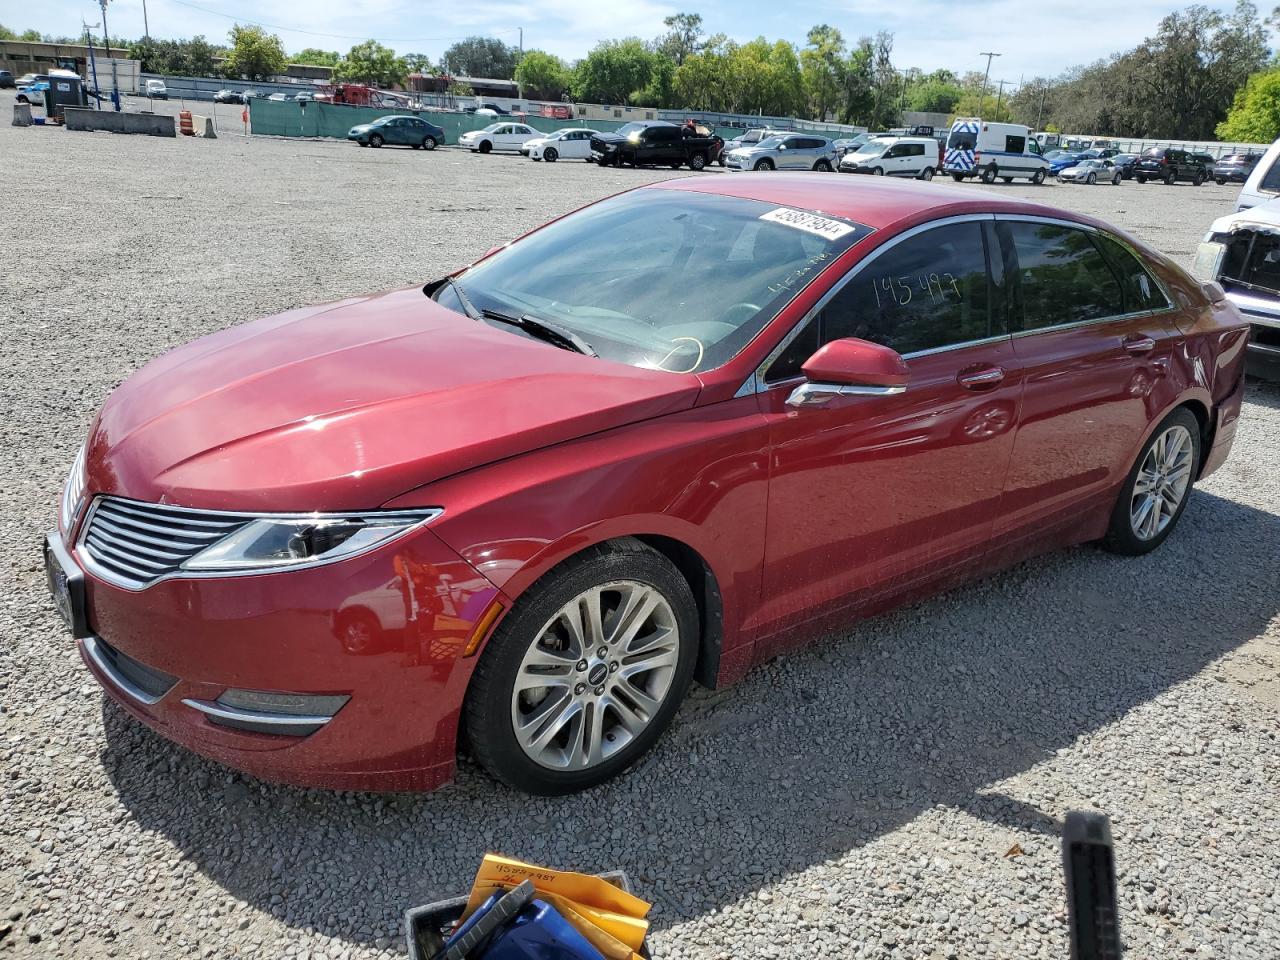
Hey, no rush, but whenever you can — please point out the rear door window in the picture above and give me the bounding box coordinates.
[1004,221,1124,330]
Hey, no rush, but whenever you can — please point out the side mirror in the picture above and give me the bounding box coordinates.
[788,338,908,408]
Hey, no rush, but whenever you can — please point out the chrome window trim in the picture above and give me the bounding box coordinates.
[748,213,998,393]
[76,496,443,592]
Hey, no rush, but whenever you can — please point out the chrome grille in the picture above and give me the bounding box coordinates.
[81,498,252,589]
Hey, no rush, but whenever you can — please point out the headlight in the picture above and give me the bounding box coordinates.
[183,509,441,573]
[60,444,87,533]
[1191,240,1226,282]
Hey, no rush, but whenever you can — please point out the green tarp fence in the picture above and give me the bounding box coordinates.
[247,98,856,144]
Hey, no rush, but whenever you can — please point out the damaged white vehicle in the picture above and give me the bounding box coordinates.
[1192,198,1280,374]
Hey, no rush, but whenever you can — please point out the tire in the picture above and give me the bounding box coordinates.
[980,165,998,184]
[813,159,833,172]
[464,539,699,795]
[1001,176,1014,183]
[479,141,493,154]
[1216,178,1226,185]
[951,172,965,182]
[718,155,726,167]
[755,158,775,171]
[1031,168,1046,184]
[870,166,884,176]
[1112,174,1121,185]
[1164,170,1175,185]
[1102,408,1201,556]
[369,134,383,148]
[689,153,707,170]
[1192,172,1204,186]
[358,141,368,148]
[1136,175,1147,183]
[1086,173,1096,185]
[423,136,437,151]
[544,147,558,162]
[918,166,935,181]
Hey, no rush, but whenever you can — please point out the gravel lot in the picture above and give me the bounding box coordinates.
[2,94,1278,959]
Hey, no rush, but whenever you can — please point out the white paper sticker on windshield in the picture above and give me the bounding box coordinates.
[759,207,857,241]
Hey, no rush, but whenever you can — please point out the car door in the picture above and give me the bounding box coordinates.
[753,217,1021,657]
[990,217,1181,559]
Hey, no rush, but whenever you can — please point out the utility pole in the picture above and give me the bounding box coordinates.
[1036,82,1048,131]
[977,51,1000,119]
[518,28,523,57]
[142,0,150,39]
[994,79,1009,119]
[99,0,119,111]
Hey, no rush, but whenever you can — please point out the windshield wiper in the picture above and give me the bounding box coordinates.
[445,278,596,357]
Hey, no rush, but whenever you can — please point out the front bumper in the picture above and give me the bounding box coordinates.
[1223,288,1280,372]
[56,516,505,791]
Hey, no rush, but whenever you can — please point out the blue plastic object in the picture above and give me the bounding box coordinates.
[441,888,606,960]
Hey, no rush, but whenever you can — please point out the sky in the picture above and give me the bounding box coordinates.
[19,0,1270,88]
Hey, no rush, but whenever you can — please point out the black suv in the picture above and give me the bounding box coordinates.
[1133,147,1208,185]
[0,70,14,89]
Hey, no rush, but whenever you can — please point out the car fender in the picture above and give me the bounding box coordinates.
[381,399,773,686]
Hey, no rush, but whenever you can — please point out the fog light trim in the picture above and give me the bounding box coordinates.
[182,689,349,737]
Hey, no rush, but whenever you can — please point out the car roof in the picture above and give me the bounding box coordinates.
[649,173,1087,233]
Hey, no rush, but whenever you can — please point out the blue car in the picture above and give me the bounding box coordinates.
[1043,151,1085,176]
[347,115,446,150]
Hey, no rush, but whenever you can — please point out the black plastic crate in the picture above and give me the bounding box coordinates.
[404,870,645,960]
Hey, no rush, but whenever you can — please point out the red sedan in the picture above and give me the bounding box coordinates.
[46,175,1249,795]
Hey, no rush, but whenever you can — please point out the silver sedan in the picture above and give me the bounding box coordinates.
[725,134,838,172]
[1059,158,1122,185]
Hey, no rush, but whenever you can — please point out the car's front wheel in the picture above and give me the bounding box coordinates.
[1031,168,1046,184]
[479,141,492,154]
[465,539,698,795]
[754,158,775,171]
[423,136,437,151]
[369,134,383,148]
[689,153,707,170]
[544,147,558,162]
[1103,407,1200,556]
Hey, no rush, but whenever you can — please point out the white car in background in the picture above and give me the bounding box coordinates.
[1058,158,1121,185]
[522,127,597,161]
[458,122,539,154]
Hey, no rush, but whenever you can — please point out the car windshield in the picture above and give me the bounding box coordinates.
[435,190,872,374]
[756,137,785,149]
[481,123,503,133]
[616,122,653,136]
[854,140,888,156]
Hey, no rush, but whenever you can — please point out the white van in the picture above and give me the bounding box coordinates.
[838,136,940,179]
[943,118,1050,184]
[144,78,167,100]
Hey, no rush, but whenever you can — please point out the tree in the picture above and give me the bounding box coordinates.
[801,25,845,121]
[333,40,408,87]
[19,28,41,41]
[292,48,341,67]
[571,38,664,105]
[866,31,899,129]
[224,25,287,81]
[1217,67,1280,141]
[0,25,17,40]
[402,53,433,74]
[514,50,570,100]
[440,36,519,79]
[656,13,704,66]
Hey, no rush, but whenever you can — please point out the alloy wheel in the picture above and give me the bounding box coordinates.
[1129,425,1194,540]
[511,580,679,771]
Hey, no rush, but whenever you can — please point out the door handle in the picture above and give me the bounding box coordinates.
[1122,335,1156,354]
[958,366,1006,390]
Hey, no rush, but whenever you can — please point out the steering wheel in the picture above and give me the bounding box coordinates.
[722,302,761,325]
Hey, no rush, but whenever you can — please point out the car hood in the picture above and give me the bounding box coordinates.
[591,132,629,145]
[349,124,373,133]
[1206,197,1280,236]
[85,288,702,512]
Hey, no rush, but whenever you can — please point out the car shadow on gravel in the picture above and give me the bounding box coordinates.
[100,487,1279,947]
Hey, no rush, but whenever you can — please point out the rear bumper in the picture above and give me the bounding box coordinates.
[66,521,504,792]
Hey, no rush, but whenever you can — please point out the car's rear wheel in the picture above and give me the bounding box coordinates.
[423,136,437,151]
[1002,176,1014,183]
[919,166,935,181]
[980,165,998,184]
[369,134,383,148]
[479,141,492,154]
[813,159,833,172]
[1136,175,1147,183]
[464,539,698,795]
[1103,408,1200,556]
[1216,177,1226,185]
[544,147,558,162]
[755,158,775,171]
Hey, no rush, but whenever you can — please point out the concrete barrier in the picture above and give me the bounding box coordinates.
[190,114,216,138]
[63,108,176,137]
[12,102,32,126]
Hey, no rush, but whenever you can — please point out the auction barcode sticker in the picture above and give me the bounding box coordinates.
[759,207,857,241]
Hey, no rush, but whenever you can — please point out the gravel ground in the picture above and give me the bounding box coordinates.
[2,93,1278,959]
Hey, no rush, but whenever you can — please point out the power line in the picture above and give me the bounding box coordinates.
[163,0,523,44]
